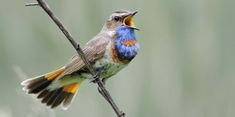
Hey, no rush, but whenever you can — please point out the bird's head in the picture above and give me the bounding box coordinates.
[104,10,138,31]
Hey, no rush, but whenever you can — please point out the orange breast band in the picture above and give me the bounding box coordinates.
[123,39,137,46]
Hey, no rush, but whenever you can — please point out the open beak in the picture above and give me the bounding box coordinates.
[123,11,139,30]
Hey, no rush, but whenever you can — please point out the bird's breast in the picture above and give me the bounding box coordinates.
[92,42,128,79]
[114,38,140,62]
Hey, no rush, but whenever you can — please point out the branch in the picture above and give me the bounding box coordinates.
[27,0,125,116]
[25,3,39,6]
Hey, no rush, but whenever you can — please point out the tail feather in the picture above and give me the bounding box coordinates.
[63,93,75,109]
[46,88,63,106]
[62,83,81,110]
[37,89,49,99]
[29,78,52,94]
[22,67,64,94]
[51,91,68,108]
[41,89,57,103]
[21,67,82,109]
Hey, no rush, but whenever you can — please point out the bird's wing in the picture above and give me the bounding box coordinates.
[62,32,113,76]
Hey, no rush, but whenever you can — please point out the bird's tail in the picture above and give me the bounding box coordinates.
[21,67,82,110]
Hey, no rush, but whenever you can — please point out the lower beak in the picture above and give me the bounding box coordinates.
[126,25,139,30]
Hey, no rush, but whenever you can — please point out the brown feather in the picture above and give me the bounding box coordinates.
[62,31,114,76]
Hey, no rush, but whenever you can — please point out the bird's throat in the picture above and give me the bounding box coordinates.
[114,26,140,61]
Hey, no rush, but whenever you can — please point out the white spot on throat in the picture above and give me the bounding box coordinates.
[107,31,116,37]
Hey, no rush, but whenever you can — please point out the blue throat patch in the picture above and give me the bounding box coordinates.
[115,25,140,61]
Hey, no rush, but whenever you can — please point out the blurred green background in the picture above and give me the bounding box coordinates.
[0,0,235,117]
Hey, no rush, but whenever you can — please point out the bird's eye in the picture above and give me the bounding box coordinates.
[113,16,120,21]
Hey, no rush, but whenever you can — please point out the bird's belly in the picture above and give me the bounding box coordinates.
[92,47,127,79]
[93,55,127,79]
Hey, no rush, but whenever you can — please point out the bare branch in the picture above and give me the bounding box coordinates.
[27,0,125,116]
[25,3,39,6]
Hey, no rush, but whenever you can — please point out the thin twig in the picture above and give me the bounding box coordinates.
[25,3,39,6]
[28,0,125,116]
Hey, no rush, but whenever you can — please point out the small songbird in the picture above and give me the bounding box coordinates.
[21,10,140,110]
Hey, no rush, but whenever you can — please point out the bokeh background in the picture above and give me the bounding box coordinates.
[0,0,235,117]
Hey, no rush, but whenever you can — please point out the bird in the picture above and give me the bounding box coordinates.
[21,10,140,110]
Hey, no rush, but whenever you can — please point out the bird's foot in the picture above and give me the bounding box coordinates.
[90,73,100,83]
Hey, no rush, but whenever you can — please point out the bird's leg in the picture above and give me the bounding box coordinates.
[98,79,109,101]
[90,68,102,83]
[90,73,100,83]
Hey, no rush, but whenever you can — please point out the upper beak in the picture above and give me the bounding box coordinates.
[123,11,139,30]
[131,11,138,16]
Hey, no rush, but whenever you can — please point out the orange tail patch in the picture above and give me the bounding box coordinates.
[21,67,82,109]
[63,83,81,94]
[46,67,65,80]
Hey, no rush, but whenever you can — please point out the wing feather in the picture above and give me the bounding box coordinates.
[62,32,113,76]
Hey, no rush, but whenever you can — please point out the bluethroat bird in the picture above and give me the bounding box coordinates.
[21,10,140,110]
